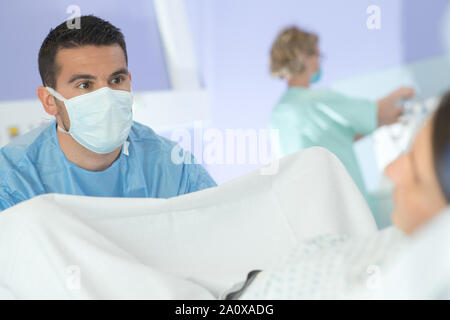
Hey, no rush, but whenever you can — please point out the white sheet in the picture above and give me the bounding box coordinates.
[0,147,376,299]
[381,210,450,299]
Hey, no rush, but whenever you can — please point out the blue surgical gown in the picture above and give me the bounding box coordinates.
[0,121,217,212]
[270,87,378,211]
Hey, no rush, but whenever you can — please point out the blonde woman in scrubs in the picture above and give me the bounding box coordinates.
[269,26,415,214]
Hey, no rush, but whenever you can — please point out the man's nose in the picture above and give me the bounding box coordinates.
[97,82,109,89]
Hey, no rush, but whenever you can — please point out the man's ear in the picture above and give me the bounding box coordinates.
[37,86,58,116]
[128,72,132,82]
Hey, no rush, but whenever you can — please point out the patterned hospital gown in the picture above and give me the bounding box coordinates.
[239,227,407,299]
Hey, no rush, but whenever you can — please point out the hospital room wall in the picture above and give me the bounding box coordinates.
[1,0,449,186]
[0,0,170,101]
[185,0,450,184]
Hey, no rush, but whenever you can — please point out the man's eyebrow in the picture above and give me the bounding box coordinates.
[110,68,129,77]
[68,74,96,84]
[67,69,128,84]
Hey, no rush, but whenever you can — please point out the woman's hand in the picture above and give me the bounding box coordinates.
[377,86,415,127]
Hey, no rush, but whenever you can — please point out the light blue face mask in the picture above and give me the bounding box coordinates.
[46,86,134,154]
[310,68,322,84]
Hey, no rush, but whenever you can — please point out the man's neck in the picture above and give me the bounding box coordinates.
[56,123,122,172]
[287,74,310,89]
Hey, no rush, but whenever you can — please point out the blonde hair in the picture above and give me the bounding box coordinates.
[270,26,318,79]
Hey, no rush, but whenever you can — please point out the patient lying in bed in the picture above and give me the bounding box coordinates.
[237,212,450,299]
[234,91,450,300]
[0,93,449,299]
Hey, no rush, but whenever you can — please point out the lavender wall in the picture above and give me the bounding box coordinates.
[185,0,450,182]
[187,0,448,129]
[0,0,170,101]
[1,0,449,184]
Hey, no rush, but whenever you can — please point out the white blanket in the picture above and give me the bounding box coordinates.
[0,147,376,299]
[381,210,450,299]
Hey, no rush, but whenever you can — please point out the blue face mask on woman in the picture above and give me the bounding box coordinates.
[310,68,322,84]
[46,86,134,154]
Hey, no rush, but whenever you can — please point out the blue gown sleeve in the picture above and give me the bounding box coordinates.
[184,153,217,193]
[0,189,17,213]
[187,164,217,193]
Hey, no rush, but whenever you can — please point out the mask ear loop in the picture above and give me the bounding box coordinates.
[46,87,68,102]
[46,87,71,133]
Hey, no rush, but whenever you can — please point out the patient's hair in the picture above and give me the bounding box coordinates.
[38,15,127,89]
[270,26,318,79]
[432,91,450,202]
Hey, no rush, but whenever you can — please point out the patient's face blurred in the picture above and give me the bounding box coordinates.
[386,119,447,234]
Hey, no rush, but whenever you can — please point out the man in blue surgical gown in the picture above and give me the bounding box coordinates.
[0,16,216,212]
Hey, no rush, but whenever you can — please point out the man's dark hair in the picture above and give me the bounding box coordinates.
[38,15,128,89]
[433,90,450,203]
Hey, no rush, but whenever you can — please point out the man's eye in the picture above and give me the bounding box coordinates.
[77,82,91,89]
[111,77,124,85]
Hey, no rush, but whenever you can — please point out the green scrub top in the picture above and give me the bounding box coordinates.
[270,87,378,210]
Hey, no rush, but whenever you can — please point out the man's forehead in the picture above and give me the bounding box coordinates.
[55,44,127,76]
